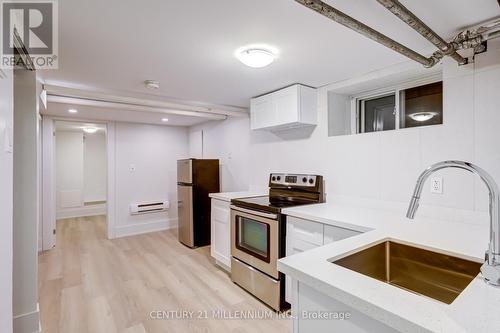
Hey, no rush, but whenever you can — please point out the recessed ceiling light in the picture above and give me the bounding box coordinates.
[82,127,98,134]
[145,80,160,90]
[68,109,78,114]
[161,118,169,122]
[236,47,276,68]
[409,112,438,122]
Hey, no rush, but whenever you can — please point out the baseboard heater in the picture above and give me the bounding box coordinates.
[130,201,169,215]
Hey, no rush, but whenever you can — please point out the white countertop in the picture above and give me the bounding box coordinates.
[208,191,267,202]
[278,203,500,333]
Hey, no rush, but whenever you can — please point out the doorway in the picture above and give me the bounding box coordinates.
[41,118,111,249]
[54,121,107,219]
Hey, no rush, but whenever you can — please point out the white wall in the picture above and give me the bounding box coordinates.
[56,131,84,209]
[190,39,500,227]
[190,116,251,192]
[0,69,13,333]
[84,132,107,202]
[114,122,189,237]
[189,129,203,158]
[13,68,40,333]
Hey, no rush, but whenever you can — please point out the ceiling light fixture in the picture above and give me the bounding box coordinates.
[68,108,78,114]
[82,127,98,134]
[409,112,438,122]
[161,118,169,122]
[236,47,276,68]
[145,80,160,90]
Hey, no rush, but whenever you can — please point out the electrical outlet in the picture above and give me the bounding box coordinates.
[430,177,443,194]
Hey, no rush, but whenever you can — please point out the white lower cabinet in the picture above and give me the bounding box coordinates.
[285,216,361,303]
[210,198,231,271]
[294,281,398,333]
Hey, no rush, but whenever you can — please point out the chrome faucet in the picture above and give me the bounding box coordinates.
[406,160,500,286]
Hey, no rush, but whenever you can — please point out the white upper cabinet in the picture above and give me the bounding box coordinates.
[250,84,317,130]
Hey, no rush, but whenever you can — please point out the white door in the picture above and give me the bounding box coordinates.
[56,131,84,209]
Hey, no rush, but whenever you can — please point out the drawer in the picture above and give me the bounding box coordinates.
[211,197,230,209]
[231,257,280,311]
[212,205,229,223]
[287,216,324,246]
[290,238,321,253]
[323,225,361,245]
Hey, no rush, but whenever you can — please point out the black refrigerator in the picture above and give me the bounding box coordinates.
[177,158,220,248]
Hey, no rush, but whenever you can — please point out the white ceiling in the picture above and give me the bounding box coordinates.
[40,0,499,109]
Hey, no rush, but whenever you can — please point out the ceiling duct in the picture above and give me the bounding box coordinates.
[46,95,228,120]
[44,84,248,120]
[295,0,500,68]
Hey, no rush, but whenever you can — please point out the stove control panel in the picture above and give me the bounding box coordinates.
[270,173,318,187]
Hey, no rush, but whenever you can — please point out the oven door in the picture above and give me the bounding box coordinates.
[230,206,279,279]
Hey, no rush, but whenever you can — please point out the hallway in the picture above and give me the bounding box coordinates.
[37,216,290,333]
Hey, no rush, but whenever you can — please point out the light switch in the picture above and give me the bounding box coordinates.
[129,164,136,172]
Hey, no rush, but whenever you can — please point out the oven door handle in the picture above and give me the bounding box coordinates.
[230,205,278,220]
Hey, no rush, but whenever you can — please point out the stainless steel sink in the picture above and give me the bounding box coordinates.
[332,241,482,304]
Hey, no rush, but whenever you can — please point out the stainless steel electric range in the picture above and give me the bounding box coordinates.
[230,173,324,311]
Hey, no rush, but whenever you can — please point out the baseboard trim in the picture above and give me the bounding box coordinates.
[56,204,107,219]
[13,303,40,333]
[114,218,178,238]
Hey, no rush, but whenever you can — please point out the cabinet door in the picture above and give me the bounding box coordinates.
[323,225,360,245]
[286,216,324,303]
[210,199,231,269]
[250,95,276,129]
[286,216,324,254]
[273,85,299,125]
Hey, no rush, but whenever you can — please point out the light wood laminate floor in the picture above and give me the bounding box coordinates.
[38,215,290,333]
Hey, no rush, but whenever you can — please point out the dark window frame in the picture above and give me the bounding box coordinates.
[355,80,443,134]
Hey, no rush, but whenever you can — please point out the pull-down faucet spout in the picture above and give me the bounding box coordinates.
[407,160,500,286]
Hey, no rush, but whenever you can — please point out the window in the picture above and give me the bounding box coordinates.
[399,82,443,129]
[356,81,443,134]
[358,94,396,133]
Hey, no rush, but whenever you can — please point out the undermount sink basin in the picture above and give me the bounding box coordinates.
[333,241,482,304]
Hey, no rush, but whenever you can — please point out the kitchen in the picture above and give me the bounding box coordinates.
[1,1,500,333]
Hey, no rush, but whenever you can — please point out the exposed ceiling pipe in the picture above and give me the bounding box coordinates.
[375,0,467,65]
[452,18,500,54]
[294,0,438,67]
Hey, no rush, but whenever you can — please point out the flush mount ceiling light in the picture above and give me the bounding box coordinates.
[236,47,277,68]
[82,127,98,134]
[161,118,169,122]
[68,108,78,114]
[409,112,438,122]
[144,80,160,90]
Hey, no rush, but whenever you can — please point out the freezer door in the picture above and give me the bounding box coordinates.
[177,159,193,184]
[177,184,194,247]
